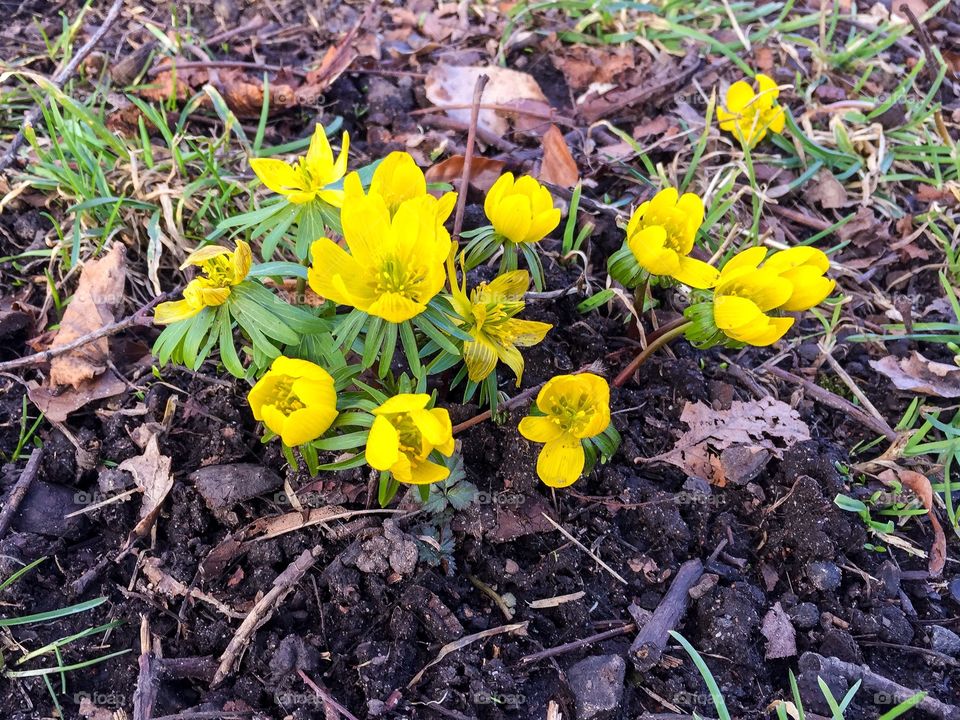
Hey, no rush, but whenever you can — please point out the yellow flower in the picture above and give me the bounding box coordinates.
[484,173,561,245]
[365,393,455,485]
[249,123,349,206]
[154,240,252,324]
[247,356,339,446]
[344,151,451,216]
[625,188,718,289]
[712,247,795,346]
[717,73,786,148]
[518,373,610,488]
[308,192,454,323]
[449,268,552,386]
[762,246,835,311]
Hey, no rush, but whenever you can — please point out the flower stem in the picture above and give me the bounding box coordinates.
[612,320,692,388]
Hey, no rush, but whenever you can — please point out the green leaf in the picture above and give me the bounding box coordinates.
[181,307,216,369]
[413,315,461,358]
[577,289,615,313]
[399,320,423,378]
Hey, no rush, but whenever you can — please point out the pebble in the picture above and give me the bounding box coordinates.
[930,625,960,657]
[788,602,820,630]
[879,606,915,645]
[806,561,841,592]
[567,655,626,720]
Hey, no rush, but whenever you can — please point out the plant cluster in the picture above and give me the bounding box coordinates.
[154,72,836,504]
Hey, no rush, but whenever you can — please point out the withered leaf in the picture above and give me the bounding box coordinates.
[761,602,797,659]
[120,433,173,547]
[879,468,945,577]
[27,372,127,423]
[49,244,126,388]
[870,352,960,397]
[804,170,848,209]
[538,125,579,189]
[424,155,506,193]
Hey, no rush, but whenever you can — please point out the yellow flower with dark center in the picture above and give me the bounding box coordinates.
[247,356,339,447]
[154,240,252,324]
[308,192,455,323]
[518,373,611,488]
[365,393,455,485]
[762,246,835,311]
[449,268,552,386]
[717,73,786,148]
[484,173,561,245]
[712,247,794,346]
[249,123,349,206]
[625,188,718,289]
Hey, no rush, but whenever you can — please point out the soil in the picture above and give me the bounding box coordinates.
[2,1,960,720]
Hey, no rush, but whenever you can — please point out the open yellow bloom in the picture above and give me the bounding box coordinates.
[717,73,786,148]
[154,240,252,324]
[518,373,610,488]
[249,123,349,206]
[247,356,339,447]
[449,268,552,386]
[763,246,835,311]
[712,247,794,346]
[484,173,561,245]
[625,188,718,289]
[308,192,454,323]
[365,394,455,485]
[344,151,448,216]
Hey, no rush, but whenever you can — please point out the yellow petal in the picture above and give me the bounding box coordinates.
[330,131,350,183]
[232,240,252,282]
[524,208,561,243]
[714,295,764,331]
[464,335,499,382]
[273,356,332,382]
[778,270,835,311]
[365,415,400,470]
[764,246,829,273]
[376,393,431,415]
[755,73,780,104]
[484,173,514,220]
[484,270,530,300]
[406,458,450,485]
[367,292,427,323]
[490,194,533,244]
[430,408,456,456]
[673,256,720,289]
[181,244,230,269]
[154,299,201,325]
[250,158,305,197]
[344,171,365,199]
[259,404,289,439]
[307,238,367,309]
[536,435,585,487]
[247,371,281,420]
[519,415,564,443]
[505,318,551,347]
[495,342,526,386]
[647,188,679,221]
[628,226,680,276]
[409,407,450,448]
[282,405,338,446]
[725,80,756,113]
[305,124,334,180]
[735,316,794,346]
[341,193,391,267]
[721,246,768,276]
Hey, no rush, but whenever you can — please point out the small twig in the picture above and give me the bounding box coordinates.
[629,559,704,671]
[468,574,514,621]
[149,59,308,78]
[0,448,44,540]
[451,73,489,244]
[759,363,897,441]
[518,623,635,666]
[540,512,627,585]
[823,351,887,428]
[133,615,159,720]
[0,294,166,374]
[420,115,517,153]
[612,320,691,388]
[0,0,124,173]
[297,668,361,720]
[899,4,952,146]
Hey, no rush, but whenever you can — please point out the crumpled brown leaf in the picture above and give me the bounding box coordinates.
[870,351,960,397]
[27,372,127,423]
[640,398,811,485]
[803,170,848,209]
[425,64,550,136]
[424,155,506,193]
[119,433,173,549]
[879,467,946,577]
[538,125,579,189]
[49,244,126,388]
[761,602,797,659]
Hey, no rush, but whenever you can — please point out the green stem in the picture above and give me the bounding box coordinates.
[612,320,692,388]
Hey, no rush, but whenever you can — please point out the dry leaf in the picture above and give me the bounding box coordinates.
[804,170,848,209]
[641,398,810,485]
[425,64,549,137]
[120,433,173,546]
[538,125,579,188]
[761,602,797,659]
[424,155,506,192]
[27,372,127,423]
[879,468,946,577]
[870,352,960,397]
[49,244,126,388]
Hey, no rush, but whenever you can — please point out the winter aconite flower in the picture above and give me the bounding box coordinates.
[308,192,454,323]
[763,246,835,311]
[247,357,339,447]
[449,268,552,386]
[625,188,718,289]
[154,240,252,324]
[485,173,561,245]
[344,151,448,216]
[518,373,611,488]
[712,247,795,346]
[365,394,455,485]
[717,73,785,148]
[250,123,349,206]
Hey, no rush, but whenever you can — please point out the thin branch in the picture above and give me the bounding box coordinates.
[0,448,44,540]
[451,73,490,244]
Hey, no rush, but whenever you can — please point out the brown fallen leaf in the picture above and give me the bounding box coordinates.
[49,244,126,388]
[119,433,173,549]
[538,125,579,189]
[27,372,127,423]
[804,170,849,209]
[425,64,550,137]
[423,155,506,193]
[641,398,810,485]
[761,602,797,659]
[870,352,960,397]
[879,468,946,577]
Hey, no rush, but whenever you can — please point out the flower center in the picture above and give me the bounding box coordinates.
[547,393,595,435]
[203,256,236,287]
[392,413,424,457]
[265,377,305,415]
[374,257,425,298]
